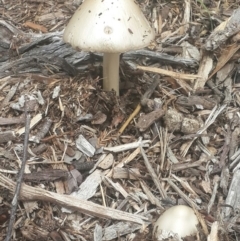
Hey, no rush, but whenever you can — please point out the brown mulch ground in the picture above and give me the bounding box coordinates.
[1,0,240,240]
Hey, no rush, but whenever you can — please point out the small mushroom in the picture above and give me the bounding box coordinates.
[153,205,199,240]
[63,0,155,95]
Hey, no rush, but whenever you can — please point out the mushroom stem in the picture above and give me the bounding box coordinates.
[103,53,120,96]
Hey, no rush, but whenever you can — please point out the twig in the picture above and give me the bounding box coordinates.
[197,140,218,163]
[180,0,191,34]
[41,131,74,142]
[103,137,150,153]
[207,176,220,214]
[168,176,210,237]
[140,146,167,199]
[0,169,18,174]
[167,178,200,210]
[181,104,226,157]
[106,147,141,178]
[30,117,52,143]
[118,103,141,135]
[137,66,200,80]
[0,173,148,225]
[168,171,211,238]
[15,113,42,136]
[156,126,168,170]
[118,77,160,135]
[140,180,163,207]
[5,96,31,241]
[105,176,141,211]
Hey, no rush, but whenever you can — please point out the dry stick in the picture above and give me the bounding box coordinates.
[167,179,209,236]
[137,66,200,80]
[0,174,147,225]
[140,146,167,199]
[207,177,220,214]
[118,103,141,135]
[118,77,160,135]
[181,104,227,157]
[5,99,31,241]
[106,147,141,178]
[167,179,200,210]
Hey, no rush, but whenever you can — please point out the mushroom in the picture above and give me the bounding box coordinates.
[153,205,199,240]
[63,0,155,95]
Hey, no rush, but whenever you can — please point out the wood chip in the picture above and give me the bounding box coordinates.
[23,21,48,33]
[76,134,96,157]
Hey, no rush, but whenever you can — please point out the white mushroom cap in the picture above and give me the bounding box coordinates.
[153,205,199,239]
[63,0,155,53]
